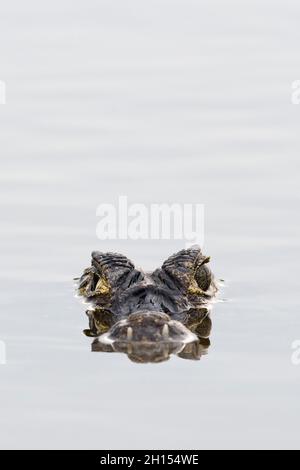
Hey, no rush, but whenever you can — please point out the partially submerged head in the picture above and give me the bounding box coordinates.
[77,246,217,363]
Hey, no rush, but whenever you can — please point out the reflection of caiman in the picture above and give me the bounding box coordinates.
[76,246,218,363]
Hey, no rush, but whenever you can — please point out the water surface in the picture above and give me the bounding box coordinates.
[0,0,300,450]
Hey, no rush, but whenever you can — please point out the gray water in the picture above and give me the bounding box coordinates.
[1,0,300,450]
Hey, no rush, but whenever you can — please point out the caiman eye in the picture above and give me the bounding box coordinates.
[195,265,212,291]
[78,268,110,297]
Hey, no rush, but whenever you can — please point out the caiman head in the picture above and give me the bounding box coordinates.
[76,246,217,363]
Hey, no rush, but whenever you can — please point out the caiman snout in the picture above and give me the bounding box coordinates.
[100,311,198,345]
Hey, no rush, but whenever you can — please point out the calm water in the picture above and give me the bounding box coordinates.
[1,0,300,450]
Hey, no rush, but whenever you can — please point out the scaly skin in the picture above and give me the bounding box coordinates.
[76,246,217,363]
